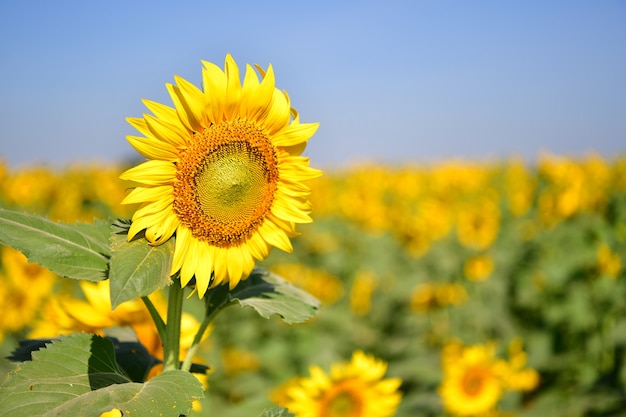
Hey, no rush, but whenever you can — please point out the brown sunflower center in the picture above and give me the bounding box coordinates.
[321,381,364,417]
[173,119,278,247]
[461,366,489,397]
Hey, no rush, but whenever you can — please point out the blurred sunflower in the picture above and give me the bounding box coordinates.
[120,54,321,297]
[464,253,495,282]
[0,246,56,340]
[438,342,505,416]
[350,269,377,316]
[273,350,402,417]
[456,198,500,250]
[597,243,622,279]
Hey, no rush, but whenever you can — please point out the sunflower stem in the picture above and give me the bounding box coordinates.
[180,308,218,372]
[181,284,231,372]
[141,296,166,342]
[163,282,184,371]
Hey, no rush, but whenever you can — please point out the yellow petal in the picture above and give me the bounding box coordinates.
[226,246,245,289]
[194,243,215,297]
[271,196,313,223]
[142,99,188,133]
[144,208,178,244]
[247,232,270,260]
[127,117,152,137]
[171,227,190,277]
[258,220,293,253]
[126,135,179,161]
[212,247,229,284]
[144,114,188,148]
[180,237,200,286]
[243,64,276,121]
[272,122,319,147]
[262,89,291,135]
[166,83,200,132]
[223,53,242,120]
[174,74,207,129]
[122,185,173,205]
[201,60,227,122]
[120,160,177,185]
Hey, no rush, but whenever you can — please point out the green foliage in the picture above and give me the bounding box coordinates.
[109,219,175,308]
[0,208,110,281]
[7,337,163,383]
[0,333,203,417]
[230,268,321,324]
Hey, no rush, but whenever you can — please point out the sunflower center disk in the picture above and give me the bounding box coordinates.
[461,366,488,397]
[323,383,363,417]
[174,120,279,247]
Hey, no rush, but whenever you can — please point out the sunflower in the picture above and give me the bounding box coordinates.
[0,246,56,338]
[463,253,495,282]
[274,350,402,417]
[120,54,321,296]
[438,342,506,416]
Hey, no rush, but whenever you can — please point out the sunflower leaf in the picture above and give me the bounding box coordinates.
[0,208,110,281]
[0,333,203,417]
[229,268,321,324]
[108,219,174,308]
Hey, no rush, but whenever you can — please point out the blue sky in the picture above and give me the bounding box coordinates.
[1,1,624,168]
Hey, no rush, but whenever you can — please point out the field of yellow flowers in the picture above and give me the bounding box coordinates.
[1,153,625,416]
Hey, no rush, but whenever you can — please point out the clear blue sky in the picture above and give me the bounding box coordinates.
[1,0,624,168]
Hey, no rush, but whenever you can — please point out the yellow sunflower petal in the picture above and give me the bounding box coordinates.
[144,208,178,244]
[142,99,186,130]
[263,89,291,135]
[246,232,270,260]
[126,135,179,161]
[127,117,152,137]
[174,74,208,129]
[132,195,173,219]
[212,247,229,285]
[258,220,294,253]
[272,122,319,147]
[120,160,177,185]
[127,207,171,241]
[122,185,173,205]
[271,196,313,223]
[244,64,276,121]
[194,243,215,298]
[171,227,191,279]
[166,83,201,132]
[223,53,242,120]
[201,60,227,122]
[180,237,200,286]
[226,246,246,290]
[144,114,188,148]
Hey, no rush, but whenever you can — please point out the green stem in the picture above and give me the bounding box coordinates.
[181,285,230,372]
[162,282,184,371]
[141,296,166,342]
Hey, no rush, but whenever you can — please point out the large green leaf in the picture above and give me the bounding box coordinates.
[109,220,175,308]
[229,268,321,324]
[7,337,163,384]
[0,208,110,281]
[0,333,203,417]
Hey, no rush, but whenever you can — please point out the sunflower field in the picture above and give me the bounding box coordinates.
[1,153,626,416]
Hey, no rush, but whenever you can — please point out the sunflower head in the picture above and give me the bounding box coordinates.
[438,342,505,416]
[120,54,321,297]
[274,350,402,417]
